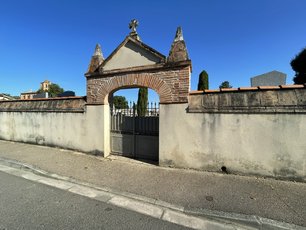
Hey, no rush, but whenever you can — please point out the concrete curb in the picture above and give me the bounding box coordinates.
[0,157,304,230]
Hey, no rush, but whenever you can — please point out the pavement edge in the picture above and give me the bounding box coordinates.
[0,157,304,230]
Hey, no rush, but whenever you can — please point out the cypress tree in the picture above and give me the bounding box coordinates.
[197,70,209,90]
[137,87,148,116]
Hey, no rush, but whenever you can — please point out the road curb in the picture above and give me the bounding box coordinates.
[0,157,304,230]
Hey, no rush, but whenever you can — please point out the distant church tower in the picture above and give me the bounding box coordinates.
[40,80,51,91]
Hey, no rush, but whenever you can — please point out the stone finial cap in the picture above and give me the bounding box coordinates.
[87,43,104,73]
[174,27,184,42]
[167,27,189,63]
[93,44,104,58]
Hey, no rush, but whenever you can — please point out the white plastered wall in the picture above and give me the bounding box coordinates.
[159,104,306,180]
[103,41,160,71]
[0,105,108,156]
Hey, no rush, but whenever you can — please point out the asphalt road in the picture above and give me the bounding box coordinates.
[0,171,189,230]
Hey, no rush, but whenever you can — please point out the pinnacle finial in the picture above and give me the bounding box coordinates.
[87,43,104,73]
[174,26,184,42]
[93,44,103,58]
[167,26,189,62]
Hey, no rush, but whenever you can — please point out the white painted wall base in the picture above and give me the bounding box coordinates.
[0,105,107,156]
[159,104,306,181]
[1,101,306,181]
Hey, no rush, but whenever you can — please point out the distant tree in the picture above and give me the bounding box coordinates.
[219,81,232,89]
[291,47,306,84]
[132,102,137,111]
[48,84,64,97]
[36,88,44,94]
[37,83,64,97]
[137,87,148,116]
[197,70,209,90]
[36,83,64,97]
[113,96,129,109]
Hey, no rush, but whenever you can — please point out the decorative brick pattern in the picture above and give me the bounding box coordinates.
[86,63,191,104]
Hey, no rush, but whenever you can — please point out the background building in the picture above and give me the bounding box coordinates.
[40,80,51,91]
[0,93,16,100]
[20,91,37,100]
[251,70,286,87]
[20,80,51,99]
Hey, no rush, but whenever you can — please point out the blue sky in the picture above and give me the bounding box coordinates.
[0,0,306,102]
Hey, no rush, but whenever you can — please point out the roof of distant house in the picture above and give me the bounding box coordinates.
[20,91,37,95]
[0,93,16,100]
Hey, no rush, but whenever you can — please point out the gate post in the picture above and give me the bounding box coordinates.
[132,102,136,158]
[103,104,111,157]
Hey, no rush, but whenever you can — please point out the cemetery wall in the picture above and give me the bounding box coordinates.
[0,98,106,155]
[1,87,306,181]
[160,87,306,181]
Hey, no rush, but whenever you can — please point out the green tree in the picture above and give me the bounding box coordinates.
[36,88,44,94]
[37,83,64,97]
[219,81,232,89]
[113,96,128,109]
[48,84,64,97]
[197,70,209,90]
[137,87,148,116]
[291,47,306,84]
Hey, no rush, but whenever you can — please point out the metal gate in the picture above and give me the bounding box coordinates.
[110,103,159,161]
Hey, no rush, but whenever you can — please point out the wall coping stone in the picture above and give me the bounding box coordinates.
[188,87,306,114]
[189,84,306,95]
[0,97,86,113]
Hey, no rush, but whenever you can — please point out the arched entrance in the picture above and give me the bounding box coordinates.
[109,88,159,161]
[85,21,191,161]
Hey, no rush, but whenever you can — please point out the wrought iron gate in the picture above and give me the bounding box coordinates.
[110,103,159,161]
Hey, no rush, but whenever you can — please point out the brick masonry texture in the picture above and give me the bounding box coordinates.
[86,64,191,104]
[168,40,189,63]
[87,56,103,74]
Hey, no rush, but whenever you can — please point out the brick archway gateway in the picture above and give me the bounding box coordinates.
[84,22,191,160]
[86,63,191,104]
[85,26,191,105]
[107,72,172,103]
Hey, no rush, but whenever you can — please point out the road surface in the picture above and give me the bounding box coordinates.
[0,171,189,230]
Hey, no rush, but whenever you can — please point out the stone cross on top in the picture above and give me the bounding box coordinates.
[129,19,138,33]
[128,19,140,40]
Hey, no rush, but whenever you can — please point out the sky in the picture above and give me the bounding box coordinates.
[0,0,306,102]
